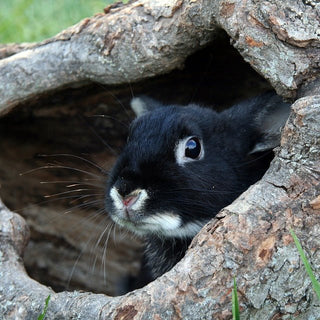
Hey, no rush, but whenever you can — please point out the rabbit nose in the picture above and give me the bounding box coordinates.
[109,187,148,222]
[122,194,139,208]
[114,177,137,199]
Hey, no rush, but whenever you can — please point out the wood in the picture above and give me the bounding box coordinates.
[1,0,320,116]
[1,96,320,319]
[0,0,320,318]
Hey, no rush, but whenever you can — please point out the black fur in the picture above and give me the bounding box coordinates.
[105,92,290,292]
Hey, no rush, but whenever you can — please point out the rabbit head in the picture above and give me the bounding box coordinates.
[105,93,290,239]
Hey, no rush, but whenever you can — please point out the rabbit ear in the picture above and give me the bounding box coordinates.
[250,95,291,154]
[130,96,163,117]
[130,97,148,117]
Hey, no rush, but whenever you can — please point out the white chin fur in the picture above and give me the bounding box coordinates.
[114,212,206,238]
[159,219,206,238]
[140,215,206,238]
[142,213,181,232]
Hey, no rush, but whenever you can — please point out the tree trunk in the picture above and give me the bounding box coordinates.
[0,0,320,319]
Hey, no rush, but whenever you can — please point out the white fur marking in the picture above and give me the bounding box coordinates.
[110,188,207,238]
[131,97,147,117]
[172,220,205,238]
[110,187,123,210]
[143,213,181,231]
[141,214,207,238]
[147,219,206,238]
[131,189,148,211]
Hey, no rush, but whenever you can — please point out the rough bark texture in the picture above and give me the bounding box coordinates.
[0,0,320,116]
[1,97,320,319]
[0,0,320,318]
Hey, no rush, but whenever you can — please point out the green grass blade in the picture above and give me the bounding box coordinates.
[0,0,116,43]
[232,277,240,320]
[290,229,320,300]
[37,295,51,320]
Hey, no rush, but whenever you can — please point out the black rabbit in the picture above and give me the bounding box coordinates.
[105,92,290,291]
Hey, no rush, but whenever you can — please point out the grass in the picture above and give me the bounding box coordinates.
[0,0,118,43]
[290,229,320,300]
[37,295,51,320]
[232,277,240,320]
[231,231,320,319]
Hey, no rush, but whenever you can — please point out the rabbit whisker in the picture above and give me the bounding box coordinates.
[80,115,119,156]
[44,188,100,198]
[90,115,129,129]
[40,180,104,188]
[91,220,114,274]
[102,223,115,286]
[20,164,104,179]
[37,153,109,175]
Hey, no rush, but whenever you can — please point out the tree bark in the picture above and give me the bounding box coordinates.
[1,96,320,319]
[0,0,320,319]
[1,0,320,116]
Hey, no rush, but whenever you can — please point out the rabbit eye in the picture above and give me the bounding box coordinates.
[185,137,201,159]
[175,136,204,166]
